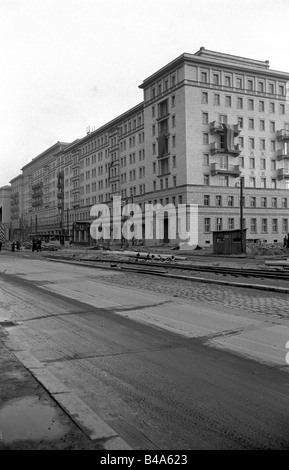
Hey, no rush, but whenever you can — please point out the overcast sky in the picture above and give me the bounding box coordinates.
[1,0,288,186]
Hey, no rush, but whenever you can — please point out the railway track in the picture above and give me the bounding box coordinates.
[69,256,289,281]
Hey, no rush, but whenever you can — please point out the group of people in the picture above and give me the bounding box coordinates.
[283,234,289,248]
[11,241,21,252]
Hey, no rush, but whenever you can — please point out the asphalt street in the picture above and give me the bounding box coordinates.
[0,252,289,449]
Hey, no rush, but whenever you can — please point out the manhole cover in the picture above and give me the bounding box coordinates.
[0,321,18,328]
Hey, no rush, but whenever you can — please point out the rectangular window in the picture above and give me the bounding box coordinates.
[228,196,234,207]
[203,133,209,145]
[228,218,234,230]
[249,177,256,188]
[213,74,219,85]
[237,97,243,109]
[269,102,275,113]
[250,197,256,208]
[272,219,278,233]
[204,218,211,233]
[262,219,268,233]
[248,99,254,110]
[249,138,255,150]
[203,154,209,165]
[214,94,220,106]
[270,121,275,133]
[201,72,208,83]
[219,175,229,186]
[216,195,222,206]
[260,157,266,169]
[204,195,210,206]
[248,118,254,130]
[260,140,266,151]
[202,112,209,124]
[251,218,257,233]
[216,218,223,231]
[271,179,277,189]
[259,100,265,112]
[260,178,266,189]
[272,197,277,208]
[225,95,232,107]
[202,92,208,104]
[239,137,244,149]
[259,120,265,131]
[247,80,253,90]
[282,198,287,208]
[270,140,276,151]
[236,78,242,89]
[238,117,244,128]
[280,104,285,115]
[204,175,210,185]
[249,157,255,169]
[282,219,288,233]
[225,76,231,87]
[258,82,264,93]
[261,197,267,208]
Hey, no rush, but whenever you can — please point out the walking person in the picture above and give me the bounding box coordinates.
[37,239,42,252]
[16,241,21,251]
[32,238,37,252]
[11,241,16,252]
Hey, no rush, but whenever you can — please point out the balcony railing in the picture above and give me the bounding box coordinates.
[277,148,289,160]
[277,129,289,141]
[211,163,241,177]
[210,122,240,136]
[277,168,289,179]
[210,142,240,156]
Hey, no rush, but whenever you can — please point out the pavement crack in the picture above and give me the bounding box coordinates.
[44,345,179,364]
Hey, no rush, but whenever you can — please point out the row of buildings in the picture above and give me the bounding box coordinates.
[1,47,289,247]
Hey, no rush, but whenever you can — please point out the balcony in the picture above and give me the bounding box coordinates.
[211,163,241,177]
[277,148,289,160]
[277,129,289,141]
[210,142,241,156]
[210,122,240,136]
[277,168,289,179]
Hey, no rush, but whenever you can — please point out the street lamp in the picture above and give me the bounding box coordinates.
[235,176,244,253]
[121,194,134,248]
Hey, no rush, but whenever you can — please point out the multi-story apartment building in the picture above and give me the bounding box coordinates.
[7,48,289,246]
[10,174,24,240]
[19,142,70,240]
[140,47,289,245]
[0,185,11,240]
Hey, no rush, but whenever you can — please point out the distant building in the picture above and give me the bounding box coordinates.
[0,185,11,241]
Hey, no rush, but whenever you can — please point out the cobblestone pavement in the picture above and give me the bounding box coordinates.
[92,271,289,319]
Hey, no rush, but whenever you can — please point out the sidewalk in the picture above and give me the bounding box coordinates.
[0,327,104,450]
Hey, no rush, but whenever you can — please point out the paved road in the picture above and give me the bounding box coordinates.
[0,253,289,449]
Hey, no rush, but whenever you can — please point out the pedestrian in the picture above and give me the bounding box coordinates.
[0,240,2,252]
[11,241,16,252]
[32,238,37,252]
[37,239,42,252]
[16,241,21,251]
